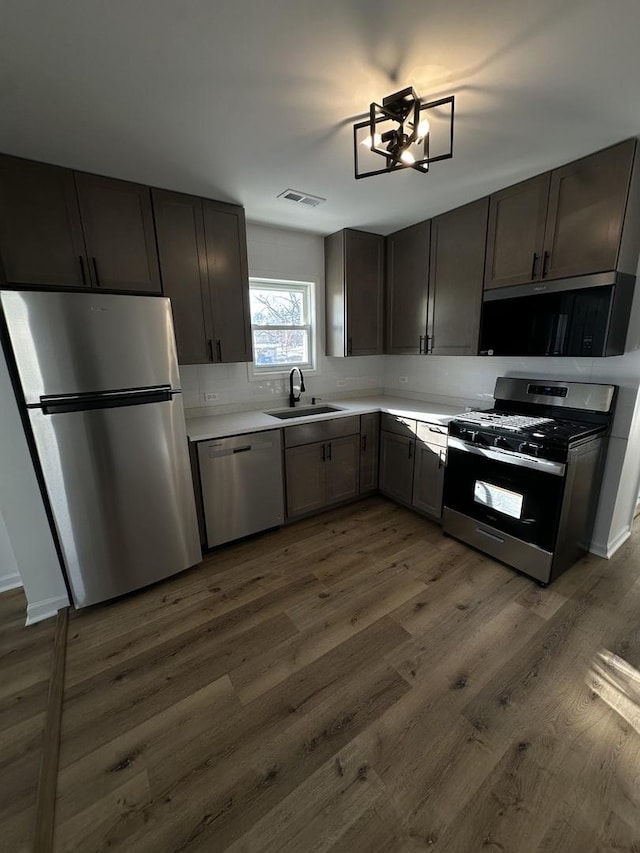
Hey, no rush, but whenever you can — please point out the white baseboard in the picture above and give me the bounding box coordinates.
[589,526,632,559]
[0,572,22,593]
[25,594,69,626]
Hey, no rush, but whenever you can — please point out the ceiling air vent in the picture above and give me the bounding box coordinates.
[277,189,326,208]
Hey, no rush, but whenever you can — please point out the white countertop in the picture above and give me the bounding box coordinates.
[185,395,466,442]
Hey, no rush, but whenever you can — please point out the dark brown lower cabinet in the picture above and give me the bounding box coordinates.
[379,417,447,519]
[285,443,327,518]
[359,413,380,493]
[285,434,359,519]
[379,431,415,505]
[325,436,360,504]
[412,423,447,518]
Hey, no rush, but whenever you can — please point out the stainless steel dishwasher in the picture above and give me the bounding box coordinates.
[197,430,285,548]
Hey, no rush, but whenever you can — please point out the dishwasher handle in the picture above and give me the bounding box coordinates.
[207,444,253,458]
[204,436,278,459]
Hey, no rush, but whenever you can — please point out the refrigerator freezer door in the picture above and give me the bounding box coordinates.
[1,290,181,403]
[28,394,201,607]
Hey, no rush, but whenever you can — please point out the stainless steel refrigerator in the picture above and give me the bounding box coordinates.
[1,290,202,608]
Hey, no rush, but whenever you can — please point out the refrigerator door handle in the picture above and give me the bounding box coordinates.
[40,386,174,415]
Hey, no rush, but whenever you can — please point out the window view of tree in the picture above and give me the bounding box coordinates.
[249,281,313,369]
[250,289,303,325]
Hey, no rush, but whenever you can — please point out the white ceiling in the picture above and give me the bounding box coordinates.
[2,0,640,236]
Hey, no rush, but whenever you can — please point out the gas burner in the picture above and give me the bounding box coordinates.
[460,411,553,432]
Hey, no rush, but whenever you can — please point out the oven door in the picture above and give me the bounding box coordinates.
[443,438,566,552]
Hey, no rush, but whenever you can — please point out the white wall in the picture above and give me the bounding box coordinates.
[0,511,21,594]
[180,223,384,415]
[0,346,70,623]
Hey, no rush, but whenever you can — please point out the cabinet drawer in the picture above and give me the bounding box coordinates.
[381,413,417,438]
[284,415,360,448]
[416,421,448,448]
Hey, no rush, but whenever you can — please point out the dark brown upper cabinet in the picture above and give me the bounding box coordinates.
[74,173,161,293]
[325,229,384,357]
[484,173,550,290]
[153,190,252,365]
[385,221,430,354]
[485,139,637,290]
[542,139,635,281]
[0,155,88,288]
[201,200,252,364]
[0,155,162,294]
[428,198,489,355]
[153,190,212,364]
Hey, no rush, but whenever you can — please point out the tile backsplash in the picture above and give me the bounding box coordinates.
[179,358,384,417]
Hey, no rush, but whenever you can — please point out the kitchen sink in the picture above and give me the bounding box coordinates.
[266,405,344,419]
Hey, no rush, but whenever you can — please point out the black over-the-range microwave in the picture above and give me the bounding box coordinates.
[479,271,635,357]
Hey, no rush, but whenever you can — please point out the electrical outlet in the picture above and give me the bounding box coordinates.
[203,392,218,402]
[399,376,408,384]
[336,380,346,387]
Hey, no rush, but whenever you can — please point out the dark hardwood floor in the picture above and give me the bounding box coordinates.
[0,587,57,853]
[2,496,640,852]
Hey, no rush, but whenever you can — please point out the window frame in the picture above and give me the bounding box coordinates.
[247,277,317,379]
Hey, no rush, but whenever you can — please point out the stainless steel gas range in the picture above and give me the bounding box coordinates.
[442,377,616,585]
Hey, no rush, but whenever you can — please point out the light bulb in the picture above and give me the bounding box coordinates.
[361,133,382,148]
[400,150,416,165]
[416,119,430,140]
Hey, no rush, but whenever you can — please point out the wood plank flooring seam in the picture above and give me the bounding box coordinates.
[33,607,68,853]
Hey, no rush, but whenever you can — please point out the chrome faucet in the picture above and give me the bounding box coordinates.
[289,367,305,407]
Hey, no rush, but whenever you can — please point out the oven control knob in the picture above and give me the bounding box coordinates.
[494,436,510,449]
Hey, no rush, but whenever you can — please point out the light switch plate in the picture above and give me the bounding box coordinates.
[399,376,408,384]
[203,392,218,402]
[336,380,346,387]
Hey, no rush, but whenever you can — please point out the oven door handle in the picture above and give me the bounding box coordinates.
[448,437,566,477]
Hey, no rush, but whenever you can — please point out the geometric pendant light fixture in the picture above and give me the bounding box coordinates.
[353,87,455,179]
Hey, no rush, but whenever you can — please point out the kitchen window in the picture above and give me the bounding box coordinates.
[249,278,316,374]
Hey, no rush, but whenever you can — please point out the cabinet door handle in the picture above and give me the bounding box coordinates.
[216,339,222,361]
[347,337,353,356]
[542,250,550,278]
[79,256,87,286]
[419,335,425,354]
[91,257,101,287]
[321,444,326,462]
[207,339,214,362]
[530,252,538,279]
[327,442,332,461]
[361,434,367,452]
